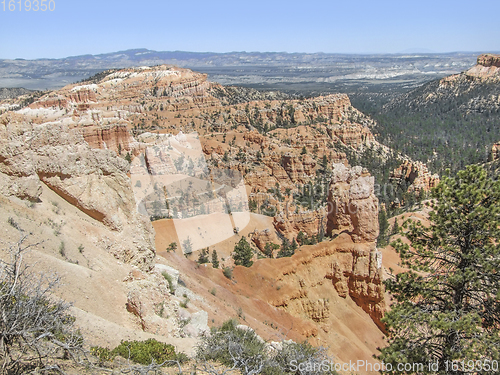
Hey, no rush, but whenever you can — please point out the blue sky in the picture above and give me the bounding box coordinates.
[1,0,499,59]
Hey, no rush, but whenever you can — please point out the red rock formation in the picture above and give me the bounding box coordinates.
[251,228,279,251]
[82,123,133,153]
[327,163,379,243]
[281,153,316,183]
[390,160,440,192]
[327,123,375,148]
[67,88,97,103]
[273,208,327,241]
[29,95,68,109]
[243,131,268,146]
[464,53,500,80]
[266,233,385,331]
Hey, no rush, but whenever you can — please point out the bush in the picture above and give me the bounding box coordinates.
[91,339,188,367]
[0,234,83,373]
[113,339,179,366]
[90,346,115,364]
[161,271,174,294]
[196,320,337,375]
[222,267,233,279]
[196,319,266,373]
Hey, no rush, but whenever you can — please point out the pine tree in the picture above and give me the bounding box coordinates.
[232,237,253,267]
[296,231,307,246]
[197,248,209,264]
[211,249,219,269]
[263,243,279,258]
[377,208,390,247]
[277,238,295,258]
[182,236,193,256]
[379,165,500,373]
[391,218,399,235]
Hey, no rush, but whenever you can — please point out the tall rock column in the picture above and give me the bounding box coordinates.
[326,163,379,242]
[325,163,385,329]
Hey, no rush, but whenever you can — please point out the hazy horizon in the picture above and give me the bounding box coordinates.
[2,48,498,62]
[1,0,499,60]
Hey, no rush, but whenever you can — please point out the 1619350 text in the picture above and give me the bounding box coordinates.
[1,0,55,11]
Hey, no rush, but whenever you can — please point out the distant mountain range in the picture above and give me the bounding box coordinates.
[0,49,483,92]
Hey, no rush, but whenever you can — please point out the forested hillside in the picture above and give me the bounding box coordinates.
[349,55,500,175]
[370,75,500,175]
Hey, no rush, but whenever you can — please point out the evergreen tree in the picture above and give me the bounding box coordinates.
[296,231,307,246]
[263,243,278,258]
[197,248,209,264]
[277,238,295,258]
[232,237,254,267]
[211,249,219,269]
[377,208,390,247]
[391,218,399,235]
[182,236,193,256]
[379,165,500,373]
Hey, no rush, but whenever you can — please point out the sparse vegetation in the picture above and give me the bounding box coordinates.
[59,241,66,258]
[196,319,337,375]
[0,234,83,373]
[91,338,187,367]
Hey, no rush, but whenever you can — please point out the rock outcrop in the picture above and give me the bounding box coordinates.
[464,53,500,80]
[491,142,500,161]
[265,232,385,331]
[390,160,440,193]
[0,112,155,270]
[477,53,500,68]
[327,163,379,243]
[81,123,134,153]
[273,208,327,241]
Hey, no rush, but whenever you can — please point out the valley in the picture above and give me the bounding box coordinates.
[0,52,499,374]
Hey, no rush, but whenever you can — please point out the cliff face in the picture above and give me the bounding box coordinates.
[81,123,134,153]
[273,208,327,241]
[465,53,500,80]
[265,164,385,329]
[0,112,155,270]
[268,234,385,331]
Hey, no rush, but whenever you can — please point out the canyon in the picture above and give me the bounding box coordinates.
[3,55,496,372]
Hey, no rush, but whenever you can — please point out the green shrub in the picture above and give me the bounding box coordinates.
[196,320,337,375]
[113,339,180,365]
[222,267,233,279]
[90,339,188,367]
[180,297,189,308]
[161,271,174,294]
[91,346,115,363]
